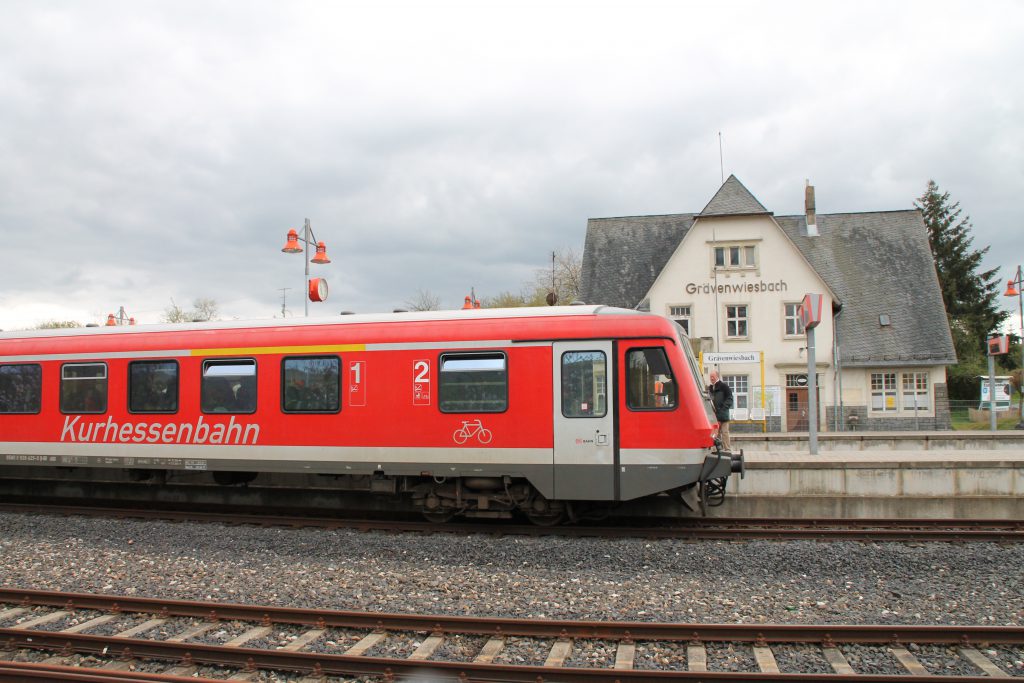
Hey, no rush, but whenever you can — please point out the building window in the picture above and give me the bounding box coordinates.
[902,372,929,411]
[201,359,257,414]
[282,356,341,413]
[784,302,805,337]
[561,351,607,418]
[439,352,507,413]
[713,244,757,270]
[870,372,898,412]
[668,305,691,336]
[626,347,677,410]
[725,305,749,338]
[0,364,42,414]
[722,374,749,415]
[129,360,179,413]
[61,363,107,414]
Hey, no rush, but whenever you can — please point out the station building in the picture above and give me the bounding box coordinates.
[579,175,956,432]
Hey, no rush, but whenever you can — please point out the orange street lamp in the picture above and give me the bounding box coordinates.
[281,218,331,316]
[105,306,136,326]
[1004,265,1024,428]
[460,288,480,310]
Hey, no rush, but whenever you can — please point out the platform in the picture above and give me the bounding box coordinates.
[720,434,1024,519]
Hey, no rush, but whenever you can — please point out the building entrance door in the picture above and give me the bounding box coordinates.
[785,374,821,432]
[786,387,808,431]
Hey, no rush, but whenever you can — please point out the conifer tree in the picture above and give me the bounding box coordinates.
[916,180,1006,399]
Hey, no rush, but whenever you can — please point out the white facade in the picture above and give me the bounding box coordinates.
[644,213,942,432]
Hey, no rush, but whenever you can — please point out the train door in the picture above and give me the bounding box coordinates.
[552,341,616,500]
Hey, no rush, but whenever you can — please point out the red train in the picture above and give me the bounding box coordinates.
[0,306,741,522]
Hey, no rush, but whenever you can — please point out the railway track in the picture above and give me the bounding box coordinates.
[2,500,1023,542]
[0,589,1022,681]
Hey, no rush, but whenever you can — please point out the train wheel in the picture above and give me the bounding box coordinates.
[525,510,565,526]
[422,510,455,523]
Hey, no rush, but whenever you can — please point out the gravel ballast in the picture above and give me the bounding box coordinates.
[1,511,1022,630]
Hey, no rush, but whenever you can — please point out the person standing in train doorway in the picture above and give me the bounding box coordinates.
[708,370,733,451]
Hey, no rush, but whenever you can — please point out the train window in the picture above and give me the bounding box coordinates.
[626,348,677,411]
[281,356,340,413]
[60,363,108,414]
[0,364,42,414]
[439,352,507,413]
[129,361,179,414]
[561,351,607,418]
[201,359,257,414]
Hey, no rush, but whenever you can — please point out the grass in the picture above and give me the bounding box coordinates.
[949,407,1022,430]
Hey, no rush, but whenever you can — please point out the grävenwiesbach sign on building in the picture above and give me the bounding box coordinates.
[704,352,760,364]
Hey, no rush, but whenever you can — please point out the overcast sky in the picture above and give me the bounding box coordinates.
[1,1,1021,331]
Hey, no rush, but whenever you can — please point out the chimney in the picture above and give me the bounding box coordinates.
[805,180,818,236]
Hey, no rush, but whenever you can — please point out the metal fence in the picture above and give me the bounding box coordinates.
[729,398,1024,432]
[948,399,1023,431]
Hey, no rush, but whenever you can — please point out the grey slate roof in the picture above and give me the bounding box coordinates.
[776,211,955,366]
[579,213,695,310]
[580,181,956,367]
[699,174,771,216]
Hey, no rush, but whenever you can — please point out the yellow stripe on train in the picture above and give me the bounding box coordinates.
[190,344,366,357]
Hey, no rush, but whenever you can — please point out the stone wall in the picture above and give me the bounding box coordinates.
[823,384,952,432]
[732,417,782,433]
[933,383,952,430]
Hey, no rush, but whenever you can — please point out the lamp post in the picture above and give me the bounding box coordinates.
[1004,266,1024,429]
[281,218,331,316]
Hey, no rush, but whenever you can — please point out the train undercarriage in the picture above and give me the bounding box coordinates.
[0,448,743,524]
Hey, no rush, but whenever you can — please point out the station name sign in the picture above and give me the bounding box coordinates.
[685,279,788,295]
[704,352,760,364]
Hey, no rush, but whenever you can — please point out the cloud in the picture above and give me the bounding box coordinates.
[0,0,1021,329]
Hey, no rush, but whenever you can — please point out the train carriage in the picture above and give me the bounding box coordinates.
[0,306,740,523]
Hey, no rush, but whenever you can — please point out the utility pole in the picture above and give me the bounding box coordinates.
[278,288,291,318]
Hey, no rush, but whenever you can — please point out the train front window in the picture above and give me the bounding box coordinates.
[60,362,108,414]
[0,363,42,414]
[129,361,179,413]
[561,351,607,418]
[282,356,341,413]
[439,352,507,413]
[626,348,677,410]
[201,359,257,414]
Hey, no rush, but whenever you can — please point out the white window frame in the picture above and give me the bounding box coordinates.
[869,370,933,415]
[667,304,692,336]
[901,371,929,411]
[783,302,805,337]
[722,374,749,418]
[870,372,898,413]
[725,304,749,339]
[712,242,758,272]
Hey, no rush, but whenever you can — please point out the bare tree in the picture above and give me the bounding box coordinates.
[404,289,442,311]
[35,320,82,329]
[191,297,218,321]
[530,248,583,305]
[481,290,530,308]
[476,249,584,309]
[164,297,219,323]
